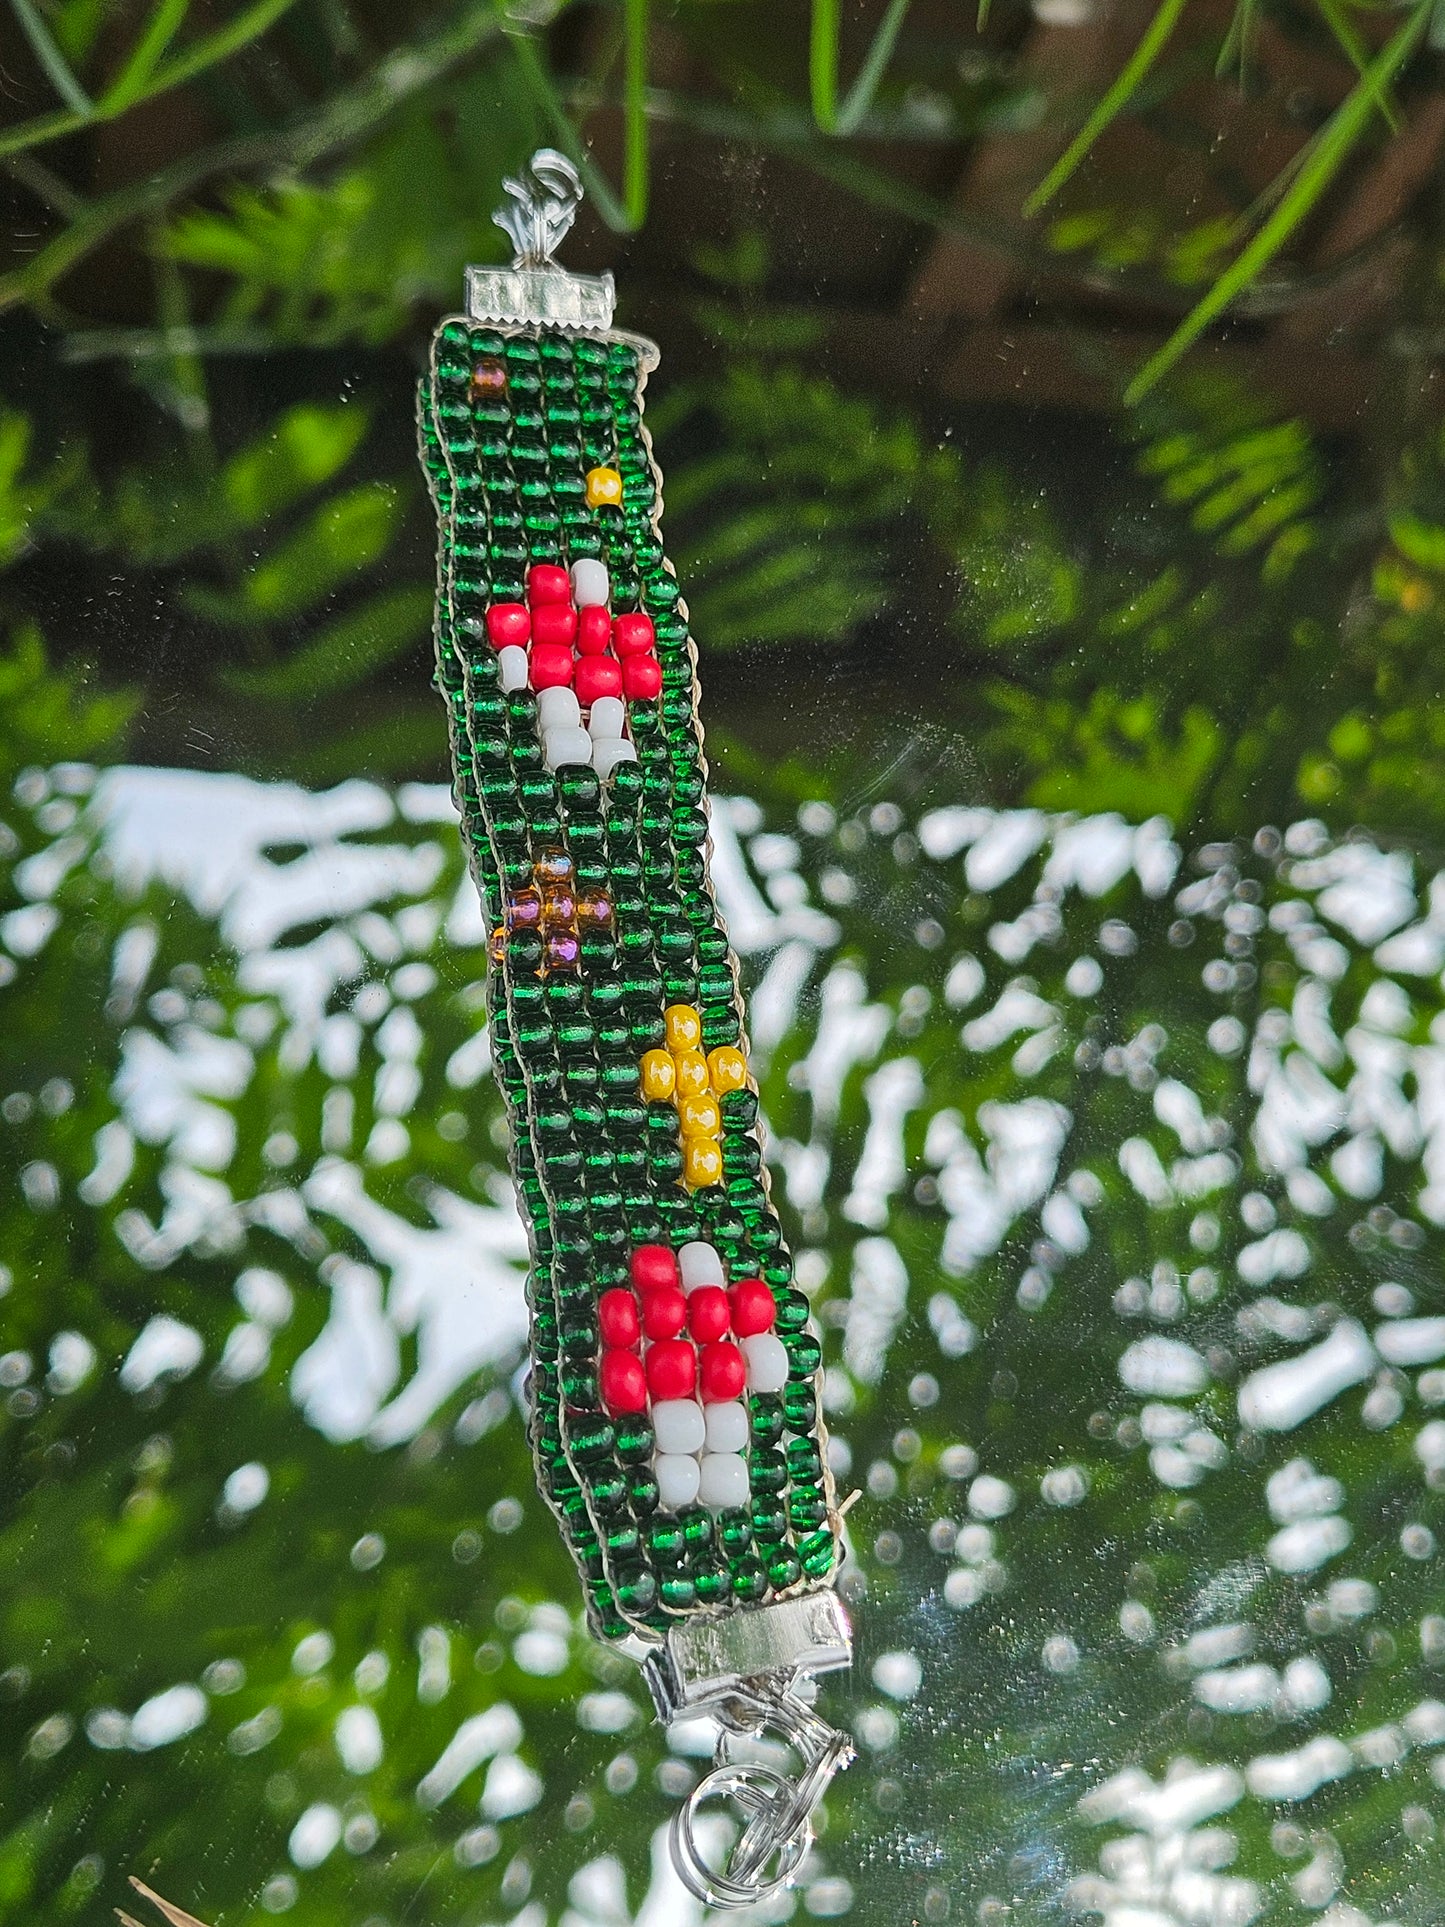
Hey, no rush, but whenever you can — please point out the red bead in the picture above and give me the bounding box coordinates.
[631,1244,680,1293]
[600,1349,647,1414]
[688,1285,731,1344]
[728,1278,775,1336]
[699,1340,746,1403]
[531,602,578,649]
[527,563,571,607]
[613,612,655,657]
[642,1283,687,1340]
[621,654,661,700]
[577,606,612,655]
[486,603,529,649]
[529,642,574,688]
[574,655,623,705]
[645,1338,696,1402]
[598,1288,641,1348]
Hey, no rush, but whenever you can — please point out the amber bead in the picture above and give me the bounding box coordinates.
[507,885,542,931]
[544,931,581,972]
[469,357,507,398]
[542,885,577,928]
[576,887,614,929]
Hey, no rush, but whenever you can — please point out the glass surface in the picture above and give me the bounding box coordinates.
[3,7,1445,1925]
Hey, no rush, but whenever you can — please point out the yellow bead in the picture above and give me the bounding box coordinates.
[678,1091,720,1139]
[639,1048,676,1102]
[707,1044,749,1094]
[682,1136,723,1189]
[585,466,623,508]
[673,1049,709,1099]
[664,1003,702,1053]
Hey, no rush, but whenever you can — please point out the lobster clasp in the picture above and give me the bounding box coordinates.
[641,1592,855,1910]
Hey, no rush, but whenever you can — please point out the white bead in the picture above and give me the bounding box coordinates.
[591,738,638,780]
[743,1332,788,1394]
[698,1452,749,1511]
[704,1400,748,1453]
[679,1241,725,1292]
[652,1398,705,1455]
[571,558,610,607]
[655,1453,701,1511]
[588,696,626,741]
[497,645,529,693]
[536,685,581,731]
[544,725,592,770]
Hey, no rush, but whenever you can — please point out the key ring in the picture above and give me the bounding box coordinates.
[669,1678,856,1907]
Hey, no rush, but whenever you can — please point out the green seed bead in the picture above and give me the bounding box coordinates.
[782,1383,817,1433]
[747,1217,782,1254]
[722,1139,761,1179]
[681,1506,713,1551]
[693,1561,732,1606]
[718,1508,753,1554]
[787,1439,823,1486]
[749,1495,786,1543]
[559,1318,597,1360]
[785,1333,823,1377]
[590,1585,630,1642]
[561,1363,598,1407]
[569,1416,615,1463]
[773,1287,811,1333]
[720,1089,759,1131]
[660,1573,697,1610]
[701,1008,742,1049]
[798,1528,837,1577]
[766,1548,803,1591]
[612,1414,651,1461]
[729,1556,768,1604]
[614,1565,658,1616]
[749,1449,787,1495]
[605,1521,640,1558]
[789,1488,828,1532]
[749,1395,785,1447]
[698,960,734,1003]
[649,1142,683,1182]
[586,1468,629,1514]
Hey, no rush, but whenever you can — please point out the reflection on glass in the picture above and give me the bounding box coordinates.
[6,739,1444,1920]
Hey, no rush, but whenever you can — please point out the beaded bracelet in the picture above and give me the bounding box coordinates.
[418,151,855,1908]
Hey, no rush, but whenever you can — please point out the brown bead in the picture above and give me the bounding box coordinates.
[544,930,581,972]
[576,888,614,929]
[469,357,507,398]
[488,923,507,965]
[542,885,577,929]
[535,850,575,886]
[506,885,542,931]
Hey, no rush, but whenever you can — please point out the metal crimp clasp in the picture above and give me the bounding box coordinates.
[641,1592,855,1910]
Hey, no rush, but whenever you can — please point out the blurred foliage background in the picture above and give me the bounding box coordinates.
[5,0,1445,1923]
[5,0,1445,828]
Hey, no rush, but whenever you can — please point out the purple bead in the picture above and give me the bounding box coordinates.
[545,931,580,971]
